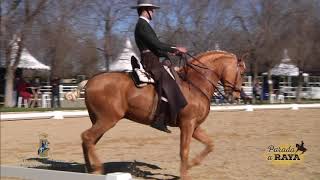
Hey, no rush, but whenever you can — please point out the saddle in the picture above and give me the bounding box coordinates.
[130,56,177,88]
[130,56,155,88]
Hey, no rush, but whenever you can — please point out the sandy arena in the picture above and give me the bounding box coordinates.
[1,109,320,180]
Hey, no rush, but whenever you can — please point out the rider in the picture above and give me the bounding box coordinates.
[132,0,188,133]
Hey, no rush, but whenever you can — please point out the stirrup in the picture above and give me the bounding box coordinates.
[151,118,171,133]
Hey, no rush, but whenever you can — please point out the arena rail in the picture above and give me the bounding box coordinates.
[1,110,89,121]
[0,165,133,180]
[1,104,320,121]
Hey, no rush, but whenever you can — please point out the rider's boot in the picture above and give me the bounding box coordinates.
[151,101,171,133]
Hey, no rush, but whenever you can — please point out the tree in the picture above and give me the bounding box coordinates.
[227,0,292,101]
[75,36,99,77]
[283,0,320,102]
[88,0,132,71]
[35,0,91,78]
[1,0,49,107]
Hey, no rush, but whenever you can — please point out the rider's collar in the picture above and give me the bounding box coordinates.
[139,16,150,24]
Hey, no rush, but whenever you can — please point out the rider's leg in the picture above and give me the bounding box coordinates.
[151,71,171,133]
[151,99,171,133]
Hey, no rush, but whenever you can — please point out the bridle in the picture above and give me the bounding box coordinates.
[222,62,242,96]
[181,52,242,102]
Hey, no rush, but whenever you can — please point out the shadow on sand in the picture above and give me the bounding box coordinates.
[25,158,179,180]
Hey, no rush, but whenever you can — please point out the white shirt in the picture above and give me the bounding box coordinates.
[139,16,150,24]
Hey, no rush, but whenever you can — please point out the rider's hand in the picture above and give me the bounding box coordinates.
[176,47,187,53]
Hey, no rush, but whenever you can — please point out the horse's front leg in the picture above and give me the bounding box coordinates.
[179,119,196,180]
[188,126,214,169]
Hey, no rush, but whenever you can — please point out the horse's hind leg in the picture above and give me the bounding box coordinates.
[81,119,117,174]
[188,126,214,169]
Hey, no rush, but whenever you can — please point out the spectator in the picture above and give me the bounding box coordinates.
[17,78,33,106]
[32,77,41,88]
[240,88,252,104]
[14,76,21,106]
[30,77,41,107]
[51,76,61,108]
[253,80,261,102]
[214,94,225,105]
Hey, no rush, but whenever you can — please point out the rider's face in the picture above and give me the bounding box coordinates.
[146,8,154,18]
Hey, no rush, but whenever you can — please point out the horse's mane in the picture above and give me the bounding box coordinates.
[190,50,237,63]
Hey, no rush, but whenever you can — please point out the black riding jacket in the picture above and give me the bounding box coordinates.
[134,18,177,57]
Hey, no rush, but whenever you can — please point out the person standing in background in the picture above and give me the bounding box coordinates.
[29,77,41,107]
[51,76,61,108]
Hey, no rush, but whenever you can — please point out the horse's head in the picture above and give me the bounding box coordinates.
[220,56,246,102]
[186,51,246,103]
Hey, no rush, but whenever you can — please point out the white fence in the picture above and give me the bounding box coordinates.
[43,84,320,101]
[1,110,88,121]
[10,82,320,108]
[210,103,320,111]
[39,85,84,101]
[14,85,84,108]
[1,104,320,121]
[241,86,320,99]
[0,166,133,180]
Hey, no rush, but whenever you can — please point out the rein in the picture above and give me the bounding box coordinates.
[184,53,228,101]
[181,52,241,102]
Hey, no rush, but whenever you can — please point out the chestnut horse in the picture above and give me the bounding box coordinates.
[67,50,245,180]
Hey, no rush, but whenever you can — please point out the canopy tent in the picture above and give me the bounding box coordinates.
[263,49,302,76]
[14,48,50,70]
[269,59,299,76]
[0,36,50,70]
[109,38,139,72]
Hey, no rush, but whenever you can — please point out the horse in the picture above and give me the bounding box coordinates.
[66,50,246,180]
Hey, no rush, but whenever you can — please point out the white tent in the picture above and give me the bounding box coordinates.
[1,36,50,70]
[264,49,299,76]
[13,48,50,70]
[269,58,299,76]
[109,38,139,72]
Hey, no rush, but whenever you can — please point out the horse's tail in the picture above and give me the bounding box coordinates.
[64,80,88,101]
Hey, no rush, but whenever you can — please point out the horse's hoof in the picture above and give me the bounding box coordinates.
[91,165,103,175]
[181,175,192,180]
[188,159,201,169]
[83,166,88,173]
[92,170,103,175]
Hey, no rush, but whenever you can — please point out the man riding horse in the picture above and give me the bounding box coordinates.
[132,0,188,133]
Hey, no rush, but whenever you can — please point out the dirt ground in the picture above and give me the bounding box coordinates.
[1,109,320,180]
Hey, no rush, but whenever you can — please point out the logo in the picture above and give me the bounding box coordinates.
[38,133,50,158]
[265,141,307,165]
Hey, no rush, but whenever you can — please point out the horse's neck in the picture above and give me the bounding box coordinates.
[183,60,222,100]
